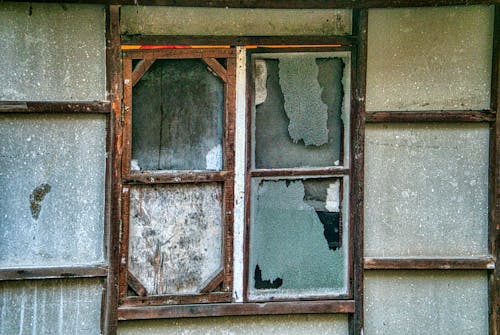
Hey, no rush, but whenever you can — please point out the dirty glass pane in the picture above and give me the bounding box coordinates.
[366,6,493,111]
[0,114,106,267]
[253,53,350,169]
[0,278,103,335]
[0,3,106,101]
[364,271,488,335]
[121,7,351,36]
[132,59,224,171]
[248,177,348,299]
[364,123,489,257]
[119,314,349,335]
[128,184,223,295]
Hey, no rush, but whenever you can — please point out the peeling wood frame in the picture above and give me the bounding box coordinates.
[0,101,111,113]
[11,0,500,8]
[251,167,350,178]
[122,35,356,47]
[242,43,357,306]
[103,5,123,335]
[349,9,367,335]
[123,170,232,184]
[364,258,496,270]
[489,5,500,335]
[365,110,496,123]
[118,48,236,309]
[117,300,355,320]
[0,265,109,281]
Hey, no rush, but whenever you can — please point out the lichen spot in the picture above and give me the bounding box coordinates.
[29,183,51,220]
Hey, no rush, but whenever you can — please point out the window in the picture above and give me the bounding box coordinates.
[117,43,358,317]
[119,48,236,306]
[246,50,351,301]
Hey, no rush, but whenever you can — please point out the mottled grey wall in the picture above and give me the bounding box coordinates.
[0,114,107,267]
[366,6,493,111]
[363,6,492,335]
[0,278,104,335]
[0,4,107,334]
[119,314,349,335]
[364,123,489,257]
[121,7,351,36]
[0,3,106,101]
[364,271,489,335]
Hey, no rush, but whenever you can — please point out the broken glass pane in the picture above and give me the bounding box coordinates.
[128,183,223,295]
[0,278,103,335]
[364,123,489,257]
[366,6,493,111]
[132,59,224,171]
[253,54,349,169]
[364,270,488,335]
[248,178,347,299]
[0,114,106,267]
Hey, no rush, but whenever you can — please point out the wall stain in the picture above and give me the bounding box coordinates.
[29,183,51,220]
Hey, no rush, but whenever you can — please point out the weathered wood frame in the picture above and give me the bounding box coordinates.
[118,47,237,309]
[241,41,359,314]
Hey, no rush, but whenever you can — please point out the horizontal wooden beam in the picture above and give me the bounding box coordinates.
[123,170,232,184]
[122,35,356,47]
[365,110,496,123]
[250,167,349,178]
[0,265,108,281]
[364,257,496,270]
[0,101,111,114]
[121,292,232,307]
[124,48,236,60]
[118,300,355,320]
[14,0,500,9]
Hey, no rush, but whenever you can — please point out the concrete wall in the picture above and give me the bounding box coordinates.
[0,3,107,334]
[0,3,494,335]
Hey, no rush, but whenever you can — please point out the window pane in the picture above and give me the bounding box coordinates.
[0,278,103,335]
[0,114,106,267]
[248,178,347,299]
[253,54,349,169]
[0,3,105,101]
[132,59,224,171]
[366,6,493,111]
[128,183,223,295]
[364,271,488,335]
[364,123,489,257]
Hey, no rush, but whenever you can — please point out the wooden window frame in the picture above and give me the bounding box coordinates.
[111,9,363,323]
[243,47,354,303]
[117,48,236,308]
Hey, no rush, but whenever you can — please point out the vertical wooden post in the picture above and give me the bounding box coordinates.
[104,5,122,335]
[350,8,368,335]
[489,5,499,335]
